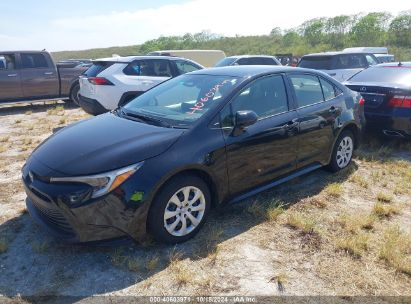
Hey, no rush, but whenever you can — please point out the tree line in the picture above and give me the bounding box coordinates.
[52,11,411,61]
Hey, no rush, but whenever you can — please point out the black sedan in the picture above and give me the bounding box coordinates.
[345,62,411,138]
[22,66,364,244]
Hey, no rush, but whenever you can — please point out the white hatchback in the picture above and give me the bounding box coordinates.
[79,56,204,115]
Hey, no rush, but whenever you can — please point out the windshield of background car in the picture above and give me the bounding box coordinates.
[124,74,241,127]
[298,56,332,70]
[214,57,237,67]
[348,66,411,86]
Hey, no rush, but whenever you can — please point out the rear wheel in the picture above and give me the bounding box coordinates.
[69,83,80,106]
[327,130,354,172]
[147,174,210,244]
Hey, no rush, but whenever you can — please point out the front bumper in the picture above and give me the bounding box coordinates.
[78,94,109,116]
[22,170,150,244]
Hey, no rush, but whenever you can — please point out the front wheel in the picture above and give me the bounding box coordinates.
[327,130,354,172]
[147,175,211,244]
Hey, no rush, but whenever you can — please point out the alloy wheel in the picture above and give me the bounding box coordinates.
[163,186,206,237]
[336,136,353,168]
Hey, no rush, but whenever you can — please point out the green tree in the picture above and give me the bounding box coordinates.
[299,18,327,46]
[388,11,411,47]
[350,12,392,46]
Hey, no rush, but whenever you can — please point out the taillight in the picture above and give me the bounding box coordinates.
[359,97,365,106]
[389,96,411,108]
[87,77,114,85]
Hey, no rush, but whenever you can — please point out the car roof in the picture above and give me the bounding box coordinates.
[94,55,192,62]
[226,55,277,59]
[188,65,313,77]
[302,51,373,57]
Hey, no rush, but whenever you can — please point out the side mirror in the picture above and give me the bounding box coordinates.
[232,110,258,135]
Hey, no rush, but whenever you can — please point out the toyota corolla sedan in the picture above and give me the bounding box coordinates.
[22,66,364,244]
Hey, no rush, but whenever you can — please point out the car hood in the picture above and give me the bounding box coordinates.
[29,113,185,176]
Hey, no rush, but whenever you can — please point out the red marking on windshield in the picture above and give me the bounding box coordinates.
[187,80,232,115]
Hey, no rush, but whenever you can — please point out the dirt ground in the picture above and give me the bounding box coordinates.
[0,101,410,301]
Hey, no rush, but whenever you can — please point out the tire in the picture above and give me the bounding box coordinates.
[69,83,80,106]
[327,130,355,172]
[147,174,211,244]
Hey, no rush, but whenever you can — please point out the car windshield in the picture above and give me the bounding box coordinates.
[214,57,237,67]
[298,56,332,70]
[123,74,241,127]
[348,66,411,86]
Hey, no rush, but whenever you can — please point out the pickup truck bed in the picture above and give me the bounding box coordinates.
[0,50,88,105]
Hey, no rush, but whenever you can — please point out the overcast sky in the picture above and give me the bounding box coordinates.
[0,0,409,52]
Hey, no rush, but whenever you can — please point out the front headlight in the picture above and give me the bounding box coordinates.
[50,162,144,198]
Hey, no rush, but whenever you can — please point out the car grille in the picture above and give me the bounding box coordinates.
[29,193,76,238]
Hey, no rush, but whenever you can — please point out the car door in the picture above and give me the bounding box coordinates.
[0,53,23,102]
[122,59,172,91]
[287,73,343,168]
[220,74,298,196]
[20,52,59,98]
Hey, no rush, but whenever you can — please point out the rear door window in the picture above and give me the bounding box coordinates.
[298,56,332,70]
[334,54,367,69]
[21,53,49,69]
[289,74,324,107]
[124,60,172,77]
[174,60,202,74]
[0,54,17,70]
[249,57,278,65]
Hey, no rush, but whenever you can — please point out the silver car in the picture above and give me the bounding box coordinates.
[297,52,379,82]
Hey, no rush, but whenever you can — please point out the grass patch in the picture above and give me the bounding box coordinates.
[15,119,22,124]
[146,255,160,272]
[379,226,411,275]
[323,183,343,198]
[31,241,50,253]
[376,192,393,203]
[373,203,400,218]
[338,213,376,233]
[0,238,8,254]
[168,251,193,286]
[25,110,32,115]
[336,233,370,258]
[349,174,369,188]
[247,199,285,222]
[0,136,9,143]
[269,273,288,292]
[285,213,316,234]
[59,118,67,125]
[266,205,285,222]
[306,196,328,209]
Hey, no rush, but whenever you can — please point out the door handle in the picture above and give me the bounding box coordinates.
[329,106,337,113]
[44,72,53,75]
[328,73,336,76]
[7,74,17,77]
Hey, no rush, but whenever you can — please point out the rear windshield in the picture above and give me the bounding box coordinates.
[214,57,237,67]
[298,56,332,70]
[348,66,411,85]
[83,62,114,77]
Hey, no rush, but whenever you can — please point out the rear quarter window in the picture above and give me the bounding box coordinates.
[298,56,332,70]
[84,62,114,77]
[334,54,368,69]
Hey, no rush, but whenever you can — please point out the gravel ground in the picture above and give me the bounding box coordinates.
[0,101,410,302]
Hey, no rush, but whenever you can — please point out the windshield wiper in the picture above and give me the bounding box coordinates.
[119,108,172,128]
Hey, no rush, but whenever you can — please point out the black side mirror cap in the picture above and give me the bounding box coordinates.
[232,110,258,136]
